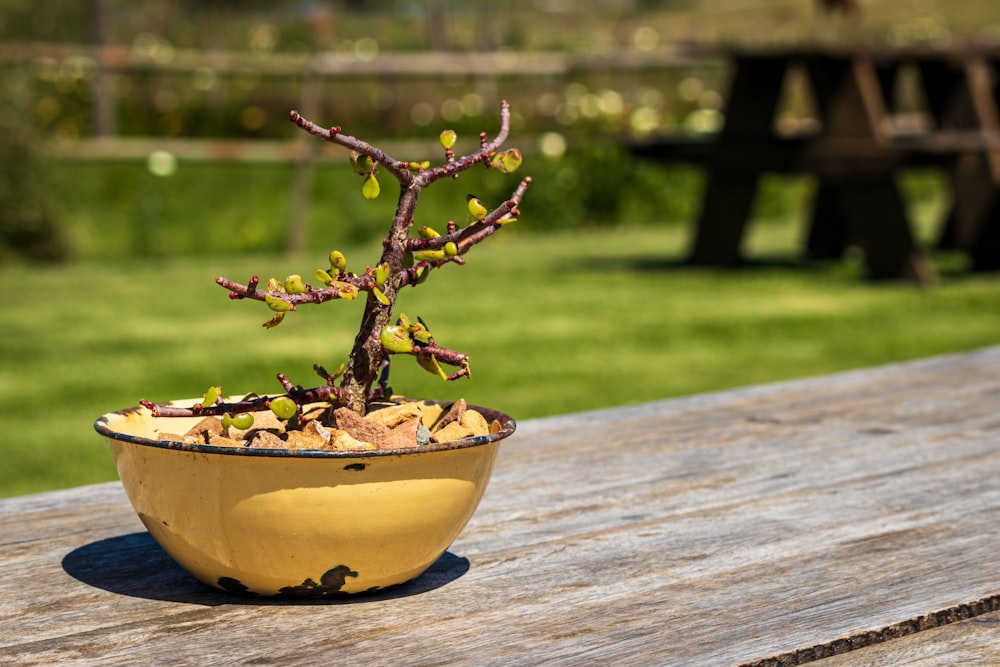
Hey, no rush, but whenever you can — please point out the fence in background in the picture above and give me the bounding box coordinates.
[1,41,714,252]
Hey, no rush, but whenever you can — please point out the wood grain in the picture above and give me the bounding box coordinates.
[4,347,1000,665]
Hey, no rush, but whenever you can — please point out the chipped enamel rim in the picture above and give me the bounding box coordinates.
[94,397,516,458]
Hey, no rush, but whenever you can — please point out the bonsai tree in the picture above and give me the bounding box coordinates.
[141,101,530,442]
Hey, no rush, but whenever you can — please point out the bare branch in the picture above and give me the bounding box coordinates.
[215,275,364,307]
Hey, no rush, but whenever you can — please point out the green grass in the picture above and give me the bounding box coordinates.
[3,222,1000,498]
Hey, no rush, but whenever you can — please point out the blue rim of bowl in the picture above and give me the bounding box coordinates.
[94,399,516,458]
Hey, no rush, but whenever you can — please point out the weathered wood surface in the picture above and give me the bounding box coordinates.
[813,609,1000,665]
[4,347,1000,666]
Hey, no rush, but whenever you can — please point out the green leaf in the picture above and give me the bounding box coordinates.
[262,312,285,328]
[417,354,449,380]
[269,396,297,421]
[232,413,254,430]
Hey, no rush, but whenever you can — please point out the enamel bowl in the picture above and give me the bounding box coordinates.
[94,398,514,597]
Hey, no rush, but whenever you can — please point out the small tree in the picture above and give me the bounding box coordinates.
[143,101,530,427]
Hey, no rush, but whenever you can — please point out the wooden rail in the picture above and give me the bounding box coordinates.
[6,40,711,254]
[0,41,703,79]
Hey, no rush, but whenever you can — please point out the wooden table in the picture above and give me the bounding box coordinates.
[630,44,1000,283]
[4,346,1000,665]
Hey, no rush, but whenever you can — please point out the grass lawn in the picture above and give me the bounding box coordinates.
[4,220,1000,498]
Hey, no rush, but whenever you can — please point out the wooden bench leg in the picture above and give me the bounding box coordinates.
[806,182,849,260]
[938,152,1000,270]
[687,55,788,267]
[688,171,758,266]
[968,198,1000,271]
[835,180,935,283]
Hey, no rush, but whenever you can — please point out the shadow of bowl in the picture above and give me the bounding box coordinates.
[62,532,470,606]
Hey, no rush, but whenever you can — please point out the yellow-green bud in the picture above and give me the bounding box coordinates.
[407,161,430,173]
[439,129,457,149]
[362,173,380,200]
[334,281,359,300]
[491,148,523,174]
[350,152,374,175]
[380,325,414,354]
[372,286,390,306]
[265,294,293,312]
[283,274,307,294]
[314,268,334,285]
[374,262,390,287]
[329,250,347,274]
[467,194,488,221]
[413,249,447,262]
[266,277,283,293]
[418,226,441,239]
[202,385,222,407]
[444,241,458,257]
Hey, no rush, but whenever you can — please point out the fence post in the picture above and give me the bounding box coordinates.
[285,62,321,256]
[89,0,116,137]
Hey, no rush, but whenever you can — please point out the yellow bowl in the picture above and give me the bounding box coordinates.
[94,398,515,597]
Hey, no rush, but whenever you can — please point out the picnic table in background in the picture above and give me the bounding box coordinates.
[629,43,1000,284]
[4,345,1000,664]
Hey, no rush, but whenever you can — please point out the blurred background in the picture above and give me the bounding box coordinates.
[3,0,1000,496]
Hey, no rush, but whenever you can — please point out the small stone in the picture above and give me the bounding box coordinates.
[365,402,423,429]
[379,418,421,450]
[329,429,376,451]
[208,434,244,448]
[416,424,432,446]
[285,428,328,450]
[333,407,390,447]
[460,409,490,437]
[303,419,332,442]
[432,420,473,444]
[433,399,467,432]
[158,432,187,443]
[185,416,224,442]
[247,429,286,449]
